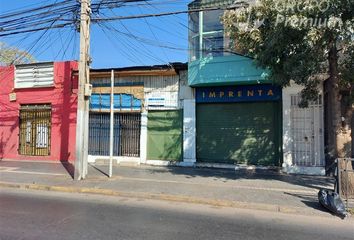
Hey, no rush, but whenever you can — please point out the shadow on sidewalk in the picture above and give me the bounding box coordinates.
[141,166,334,191]
[60,161,75,180]
[283,191,334,215]
[60,162,111,179]
[88,163,109,178]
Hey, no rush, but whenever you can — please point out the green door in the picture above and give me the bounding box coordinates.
[196,102,281,166]
[147,110,183,161]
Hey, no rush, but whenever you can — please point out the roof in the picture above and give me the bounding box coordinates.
[90,62,187,73]
[188,0,236,9]
[88,62,187,77]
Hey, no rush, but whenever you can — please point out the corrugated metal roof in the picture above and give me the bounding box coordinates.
[90,62,187,73]
[188,0,236,9]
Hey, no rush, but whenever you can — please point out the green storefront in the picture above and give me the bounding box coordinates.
[189,55,283,166]
[195,85,282,166]
[187,0,282,166]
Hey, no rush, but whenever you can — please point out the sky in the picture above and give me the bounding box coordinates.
[0,0,191,68]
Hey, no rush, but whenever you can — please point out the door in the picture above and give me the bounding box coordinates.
[290,95,324,166]
[147,110,183,161]
[88,112,141,157]
[196,102,281,166]
[19,105,51,156]
[119,113,141,157]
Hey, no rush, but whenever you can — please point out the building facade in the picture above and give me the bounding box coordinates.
[185,0,325,174]
[0,61,78,162]
[0,1,326,175]
[86,63,189,165]
[186,0,282,167]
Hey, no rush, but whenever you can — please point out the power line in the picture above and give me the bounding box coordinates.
[100,19,168,63]
[7,3,78,64]
[91,6,239,22]
[0,3,239,37]
[0,0,75,19]
[96,21,145,65]
[0,23,73,37]
[140,8,172,64]
[0,0,241,66]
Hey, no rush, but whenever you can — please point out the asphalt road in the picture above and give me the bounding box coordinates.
[0,188,353,240]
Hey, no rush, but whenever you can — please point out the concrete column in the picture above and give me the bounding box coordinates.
[140,111,148,164]
[183,99,196,165]
[282,87,294,171]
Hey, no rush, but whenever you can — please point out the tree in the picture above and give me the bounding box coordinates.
[223,0,354,163]
[0,42,35,66]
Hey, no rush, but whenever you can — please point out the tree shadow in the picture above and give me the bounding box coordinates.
[141,99,334,192]
[143,166,335,191]
[281,190,351,218]
[283,191,333,214]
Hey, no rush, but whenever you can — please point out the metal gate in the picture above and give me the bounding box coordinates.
[88,112,141,157]
[290,95,324,166]
[19,104,52,156]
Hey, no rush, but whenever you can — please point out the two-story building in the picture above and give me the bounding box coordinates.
[184,0,325,175]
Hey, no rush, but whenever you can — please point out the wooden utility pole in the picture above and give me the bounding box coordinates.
[75,0,91,180]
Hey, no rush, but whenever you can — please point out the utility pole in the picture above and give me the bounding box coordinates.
[75,0,91,180]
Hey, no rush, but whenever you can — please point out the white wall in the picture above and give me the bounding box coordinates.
[140,111,148,164]
[183,99,196,165]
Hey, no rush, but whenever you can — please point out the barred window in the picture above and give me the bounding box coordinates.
[19,104,51,156]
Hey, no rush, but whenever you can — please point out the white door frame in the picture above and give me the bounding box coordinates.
[282,83,325,175]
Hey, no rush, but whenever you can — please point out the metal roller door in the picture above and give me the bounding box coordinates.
[196,102,280,166]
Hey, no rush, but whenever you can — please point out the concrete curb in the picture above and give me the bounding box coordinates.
[0,181,348,220]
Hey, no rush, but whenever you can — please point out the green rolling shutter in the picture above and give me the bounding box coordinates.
[147,110,183,161]
[196,102,281,166]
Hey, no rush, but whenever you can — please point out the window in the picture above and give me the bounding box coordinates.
[19,104,51,156]
[202,32,224,58]
[202,10,223,32]
[189,11,200,60]
[15,62,54,88]
[189,10,228,61]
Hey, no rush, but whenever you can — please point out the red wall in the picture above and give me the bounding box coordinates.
[0,61,78,162]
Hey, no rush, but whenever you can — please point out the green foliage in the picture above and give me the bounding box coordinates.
[223,0,354,104]
[0,42,35,66]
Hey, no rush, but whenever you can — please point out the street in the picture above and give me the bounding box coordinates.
[0,188,353,240]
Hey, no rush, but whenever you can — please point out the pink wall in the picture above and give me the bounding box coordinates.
[0,61,78,162]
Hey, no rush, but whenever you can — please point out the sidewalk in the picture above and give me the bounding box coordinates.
[0,160,343,218]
